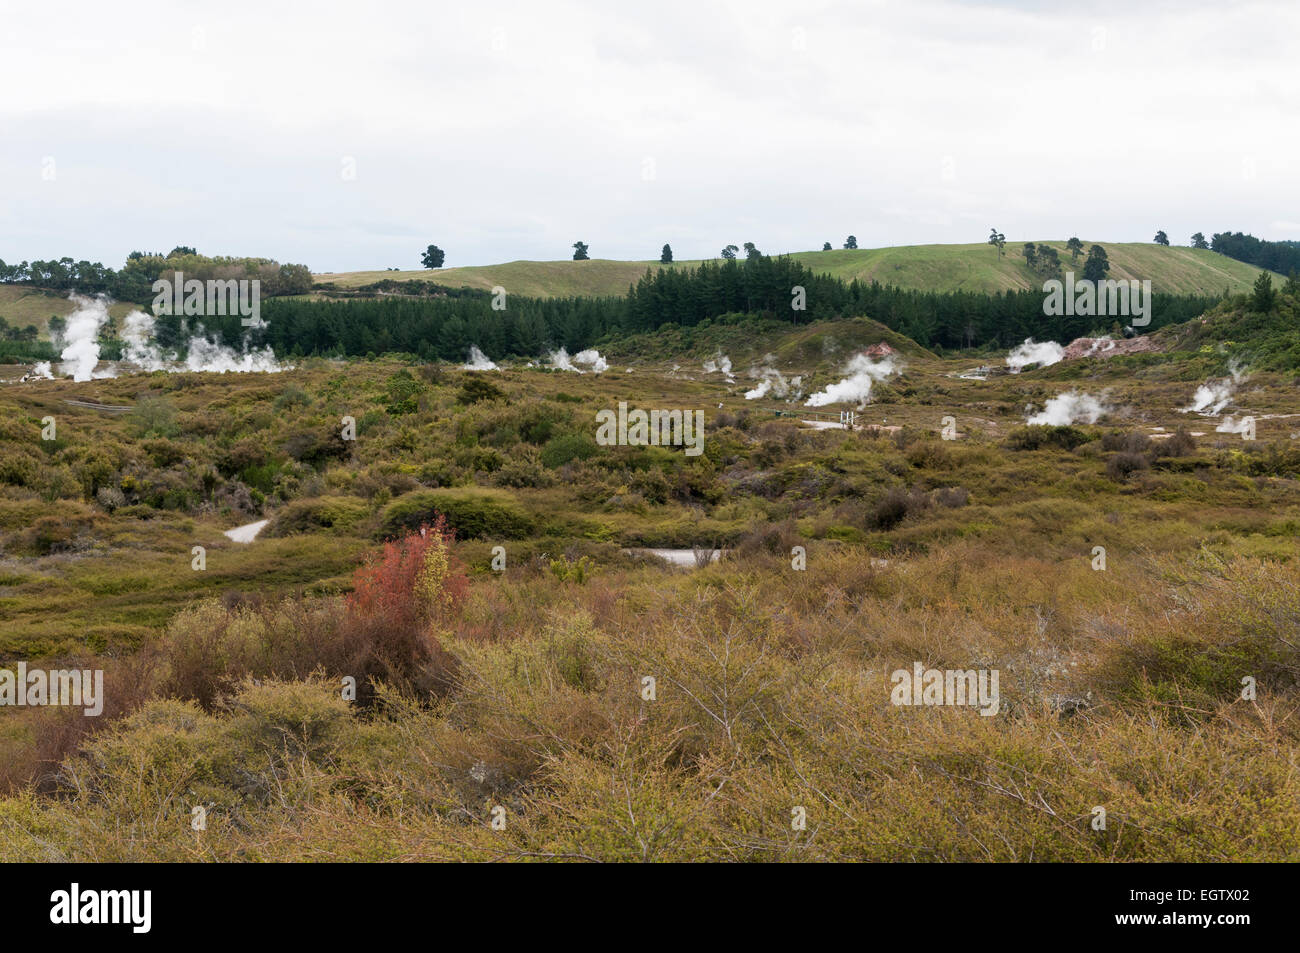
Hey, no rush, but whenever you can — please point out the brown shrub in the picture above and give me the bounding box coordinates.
[0,649,161,794]
[1157,428,1197,458]
[1106,451,1150,480]
[1101,430,1151,454]
[12,514,95,556]
[905,440,954,470]
[872,487,930,529]
[934,486,970,508]
[733,518,800,562]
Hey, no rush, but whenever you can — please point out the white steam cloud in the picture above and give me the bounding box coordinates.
[1182,363,1248,415]
[550,347,607,373]
[183,334,283,373]
[1026,391,1108,426]
[1216,415,1253,435]
[59,294,113,381]
[120,308,283,374]
[1006,338,1065,373]
[573,348,608,373]
[1184,381,1234,415]
[703,352,734,379]
[745,366,792,400]
[1079,336,1117,357]
[463,345,498,371]
[46,296,286,380]
[804,354,899,409]
[121,310,173,371]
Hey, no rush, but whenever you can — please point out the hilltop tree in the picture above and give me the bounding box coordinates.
[0,259,26,283]
[168,246,197,258]
[421,244,446,269]
[1252,271,1275,312]
[1066,236,1084,262]
[720,245,739,260]
[844,235,858,250]
[1154,230,1169,246]
[822,242,832,251]
[572,242,590,261]
[988,228,1006,258]
[1035,245,1062,277]
[1023,242,1062,278]
[1191,232,1209,249]
[743,242,761,261]
[1082,244,1110,282]
[660,244,673,264]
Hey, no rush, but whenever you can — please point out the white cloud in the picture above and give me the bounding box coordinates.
[2,0,1298,270]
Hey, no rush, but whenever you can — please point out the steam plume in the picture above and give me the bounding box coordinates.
[805,354,898,409]
[1006,338,1064,373]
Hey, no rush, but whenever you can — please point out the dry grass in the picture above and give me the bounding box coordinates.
[2,544,1297,861]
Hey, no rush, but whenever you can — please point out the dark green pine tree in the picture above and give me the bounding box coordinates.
[1251,271,1275,312]
[436,315,468,360]
[1082,244,1110,282]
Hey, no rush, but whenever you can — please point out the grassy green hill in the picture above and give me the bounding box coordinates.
[315,242,1275,299]
[791,242,1272,296]
[0,286,138,334]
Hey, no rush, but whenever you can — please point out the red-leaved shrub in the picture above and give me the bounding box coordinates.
[342,517,467,702]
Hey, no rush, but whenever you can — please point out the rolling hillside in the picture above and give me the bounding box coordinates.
[314,242,1275,299]
[0,286,142,333]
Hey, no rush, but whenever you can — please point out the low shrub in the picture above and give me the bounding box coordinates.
[379,489,534,539]
[268,495,370,536]
[1101,430,1151,454]
[1158,428,1197,458]
[457,377,504,404]
[541,433,599,469]
[872,487,929,530]
[1106,451,1150,480]
[12,514,95,555]
[1005,426,1094,451]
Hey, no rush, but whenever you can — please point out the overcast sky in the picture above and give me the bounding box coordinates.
[2,0,1297,272]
